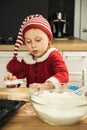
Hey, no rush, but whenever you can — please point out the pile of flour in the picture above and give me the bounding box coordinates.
[31,90,87,108]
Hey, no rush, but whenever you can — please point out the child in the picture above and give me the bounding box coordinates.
[4,14,69,91]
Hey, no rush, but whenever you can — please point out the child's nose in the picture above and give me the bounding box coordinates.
[31,42,36,47]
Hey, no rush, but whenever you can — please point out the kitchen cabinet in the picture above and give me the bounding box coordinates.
[63,51,87,72]
[63,51,87,86]
[0,52,13,87]
[80,0,87,40]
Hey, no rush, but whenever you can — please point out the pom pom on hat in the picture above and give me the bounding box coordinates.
[14,14,53,56]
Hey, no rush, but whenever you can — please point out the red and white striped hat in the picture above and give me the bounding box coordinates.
[14,14,53,56]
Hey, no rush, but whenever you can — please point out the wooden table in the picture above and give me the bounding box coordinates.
[0,88,87,130]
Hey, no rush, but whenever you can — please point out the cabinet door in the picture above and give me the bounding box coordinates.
[63,51,87,72]
[0,52,12,88]
[63,51,87,86]
[80,0,87,40]
[0,51,27,88]
[74,0,87,40]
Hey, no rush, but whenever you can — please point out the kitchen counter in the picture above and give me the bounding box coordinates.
[0,88,87,130]
[0,38,87,51]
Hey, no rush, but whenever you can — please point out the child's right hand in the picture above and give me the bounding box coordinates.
[4,73,17,81]
[4,74,17,88]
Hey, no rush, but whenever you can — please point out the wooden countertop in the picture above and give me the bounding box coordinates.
[53,38,87,51]
[0,38,87,51]
[0,88,87,130]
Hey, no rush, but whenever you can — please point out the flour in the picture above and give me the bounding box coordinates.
[31,90,87,108]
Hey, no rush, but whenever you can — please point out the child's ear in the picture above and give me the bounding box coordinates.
[48,41,52,48]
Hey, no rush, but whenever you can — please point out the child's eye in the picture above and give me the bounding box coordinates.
[36,39,41,42]
[25,40,31,44]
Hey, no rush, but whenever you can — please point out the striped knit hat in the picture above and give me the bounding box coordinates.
[14,14,53,56]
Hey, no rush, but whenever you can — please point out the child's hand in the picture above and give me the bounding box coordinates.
[29,83,42,92]
[4,73,17,81]
[4,74,17,88]
[29,82,55,92]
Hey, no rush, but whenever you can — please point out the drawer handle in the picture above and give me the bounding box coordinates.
[82,28,87,32]
[65,55,86,58]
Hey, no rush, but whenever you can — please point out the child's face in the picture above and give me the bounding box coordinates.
[24,28,50,59]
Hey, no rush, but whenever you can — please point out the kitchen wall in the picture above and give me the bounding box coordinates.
[0,0,49,43]
[0,0,74,43]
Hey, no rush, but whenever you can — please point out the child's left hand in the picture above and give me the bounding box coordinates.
[29,82,55,92]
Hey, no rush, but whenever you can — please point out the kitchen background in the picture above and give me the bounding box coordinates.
[0,0,75,44]
[0,0,87,43]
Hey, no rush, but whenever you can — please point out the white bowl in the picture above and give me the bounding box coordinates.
[30,89,87,125]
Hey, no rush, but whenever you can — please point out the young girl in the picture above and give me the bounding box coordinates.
[4,14,69,91]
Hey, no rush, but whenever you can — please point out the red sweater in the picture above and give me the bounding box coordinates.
[7,48,69,88]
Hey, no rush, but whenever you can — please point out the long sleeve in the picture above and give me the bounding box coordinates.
[7,56,26,79]
[46,50,69,88]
